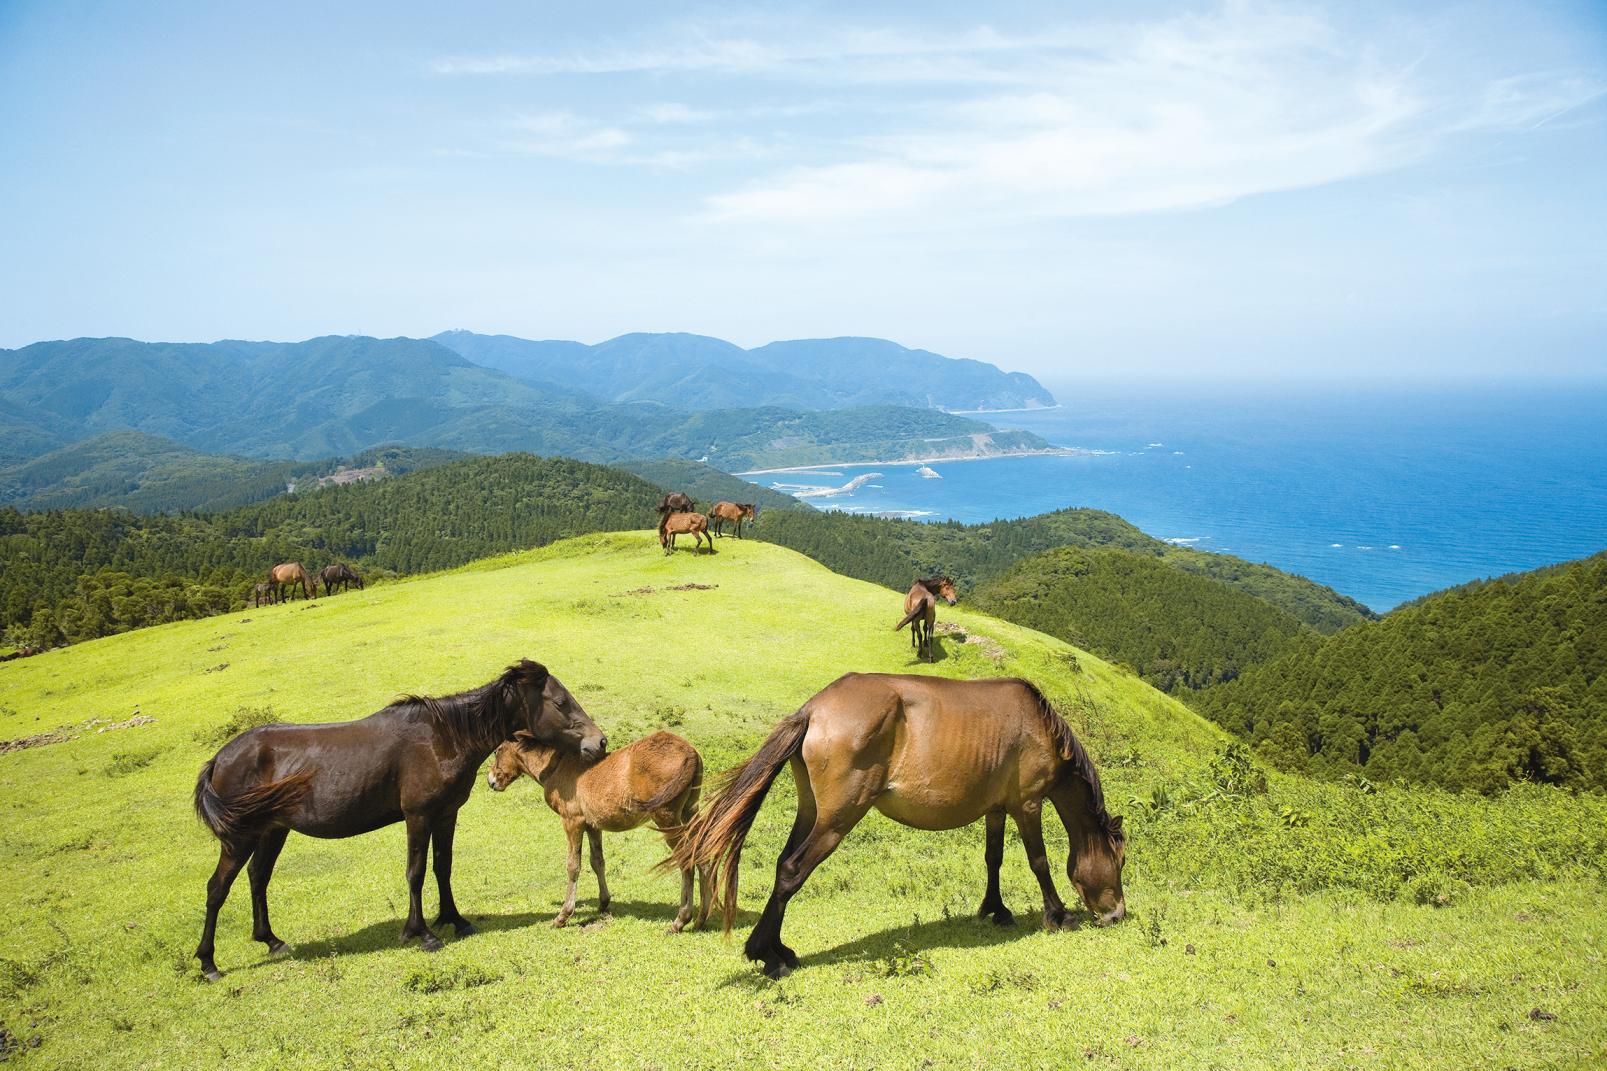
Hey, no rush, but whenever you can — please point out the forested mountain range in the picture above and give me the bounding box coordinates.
[0,452,1367,662]
[1196,554,1607,792]
[431,330,1055,412]
[0,335,1053,471]
[0,432,464,514]
[970,546,1312,692]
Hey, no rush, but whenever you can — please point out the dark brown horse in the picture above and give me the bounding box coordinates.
[268,562,315,602]
[319,562,363,595]
[252,582,279,608]
[191,659,607,980]
[656,491,695,517]
[659,511,715,555]
[895,575,957,662]
[672,674,1126,978]
[710,501,757,539]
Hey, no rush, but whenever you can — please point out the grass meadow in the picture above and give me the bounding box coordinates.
[1,534,1603,1069]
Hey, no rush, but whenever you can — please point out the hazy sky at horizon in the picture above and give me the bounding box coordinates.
[2,1,1604,381]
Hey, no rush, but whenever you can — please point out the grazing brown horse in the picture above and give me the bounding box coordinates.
[659,511,715,555]
[656,491,695,517]
[191,659,607,980]
[268,562,315,602]
[895,575,957,662]
[488,730,711,932]
[319,562,363,595]
[672,674,1126,978]
[252,582,279,608]
[710,501,757,539]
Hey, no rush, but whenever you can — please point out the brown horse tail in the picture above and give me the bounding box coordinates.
[894,601,925,631]
[665,710,809,933]
[193,759,311,842]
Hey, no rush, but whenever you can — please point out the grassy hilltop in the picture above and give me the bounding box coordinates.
[0,535,1603,1070]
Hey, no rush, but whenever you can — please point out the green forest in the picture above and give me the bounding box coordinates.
[1196,554,1607,792]
[970,546,1312,692]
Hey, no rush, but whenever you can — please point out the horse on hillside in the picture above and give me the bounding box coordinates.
[670,673,1126,978]
[488,730,710,932]
[710,501,758,539]
[319,563,364,595]
[656,492,695,517]
[659,511,715,555]
[251,582,279,608]
[895,575,957,662]
[191,659,607,980]
[267,562,315,602]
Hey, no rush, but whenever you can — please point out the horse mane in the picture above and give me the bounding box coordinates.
[1017,679,1117,839]
[917,575,952,593]
[397,659,547,751]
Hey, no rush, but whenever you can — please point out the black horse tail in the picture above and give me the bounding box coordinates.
[665,710,809,932]
[894,602,924,631]
[193,759,311,842]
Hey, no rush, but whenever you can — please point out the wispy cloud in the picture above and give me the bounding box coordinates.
[436,5,1604,224]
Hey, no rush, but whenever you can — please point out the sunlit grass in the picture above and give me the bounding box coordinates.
[0,534,1601,1069]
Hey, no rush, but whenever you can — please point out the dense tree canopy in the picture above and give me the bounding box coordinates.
[1196,554,1607,792]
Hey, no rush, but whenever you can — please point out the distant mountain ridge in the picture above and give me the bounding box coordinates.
[0,335,1053,469]
[430,330,1056,412]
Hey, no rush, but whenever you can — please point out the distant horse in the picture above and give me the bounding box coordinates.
[251,582,279,608]
[488,730,710,932]
[895,575,957,662]
[268,563,315,602]
[656,492,695,517]
[710,502,757,539]
[671,673,1127,978]
[319,563,364,595]
[659,511,715,555]
[191,659,607,980]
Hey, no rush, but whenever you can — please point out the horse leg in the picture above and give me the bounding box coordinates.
[977,811,1014,925]
[1013,802,1074,931]
[745,765,861,979]
[195,838,255,981]
[553,821,583,927]
[431,812,476,936]
[399,813,443,951]
[248,826,291,954]
[586,826,611,915]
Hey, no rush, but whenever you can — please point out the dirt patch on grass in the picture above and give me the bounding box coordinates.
[1,714,156,756]
[935,622,1007,662]
[614,583,719,597]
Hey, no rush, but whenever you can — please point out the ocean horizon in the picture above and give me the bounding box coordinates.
[741,381,1607,611]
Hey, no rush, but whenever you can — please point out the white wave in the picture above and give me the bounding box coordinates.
[1388,544,1402,550]
[1330,543,1343,548]
[1164,536,1204,545]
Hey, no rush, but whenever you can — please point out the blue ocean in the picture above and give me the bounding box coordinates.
[742,383,1607,611]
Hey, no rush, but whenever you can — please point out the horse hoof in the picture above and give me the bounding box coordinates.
[201,967,224,983]
[990,908,1016,927]
[454,921,478,938]
[407,932,444,952]
[551,915,570,929]
[668,921,686,934]
[266,939,292,956]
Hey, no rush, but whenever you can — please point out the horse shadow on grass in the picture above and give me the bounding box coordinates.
[224,898,748,975]
[905,636,949,665]
[714,911,1039,991]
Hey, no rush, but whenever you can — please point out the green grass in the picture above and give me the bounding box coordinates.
[0,534,1602,1069]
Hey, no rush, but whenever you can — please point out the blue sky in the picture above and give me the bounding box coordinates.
[1,1,1603,380]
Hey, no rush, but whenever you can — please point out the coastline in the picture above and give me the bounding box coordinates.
[735,446,1084,477]
[945,403,1064,415]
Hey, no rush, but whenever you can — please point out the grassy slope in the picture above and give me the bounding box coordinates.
[0,536,1601,1070]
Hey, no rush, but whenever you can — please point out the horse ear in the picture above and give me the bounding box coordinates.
[1109,815,1125,837]
[513,729,536,743]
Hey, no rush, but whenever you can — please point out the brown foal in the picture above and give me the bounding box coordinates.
[488,730,711,932]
